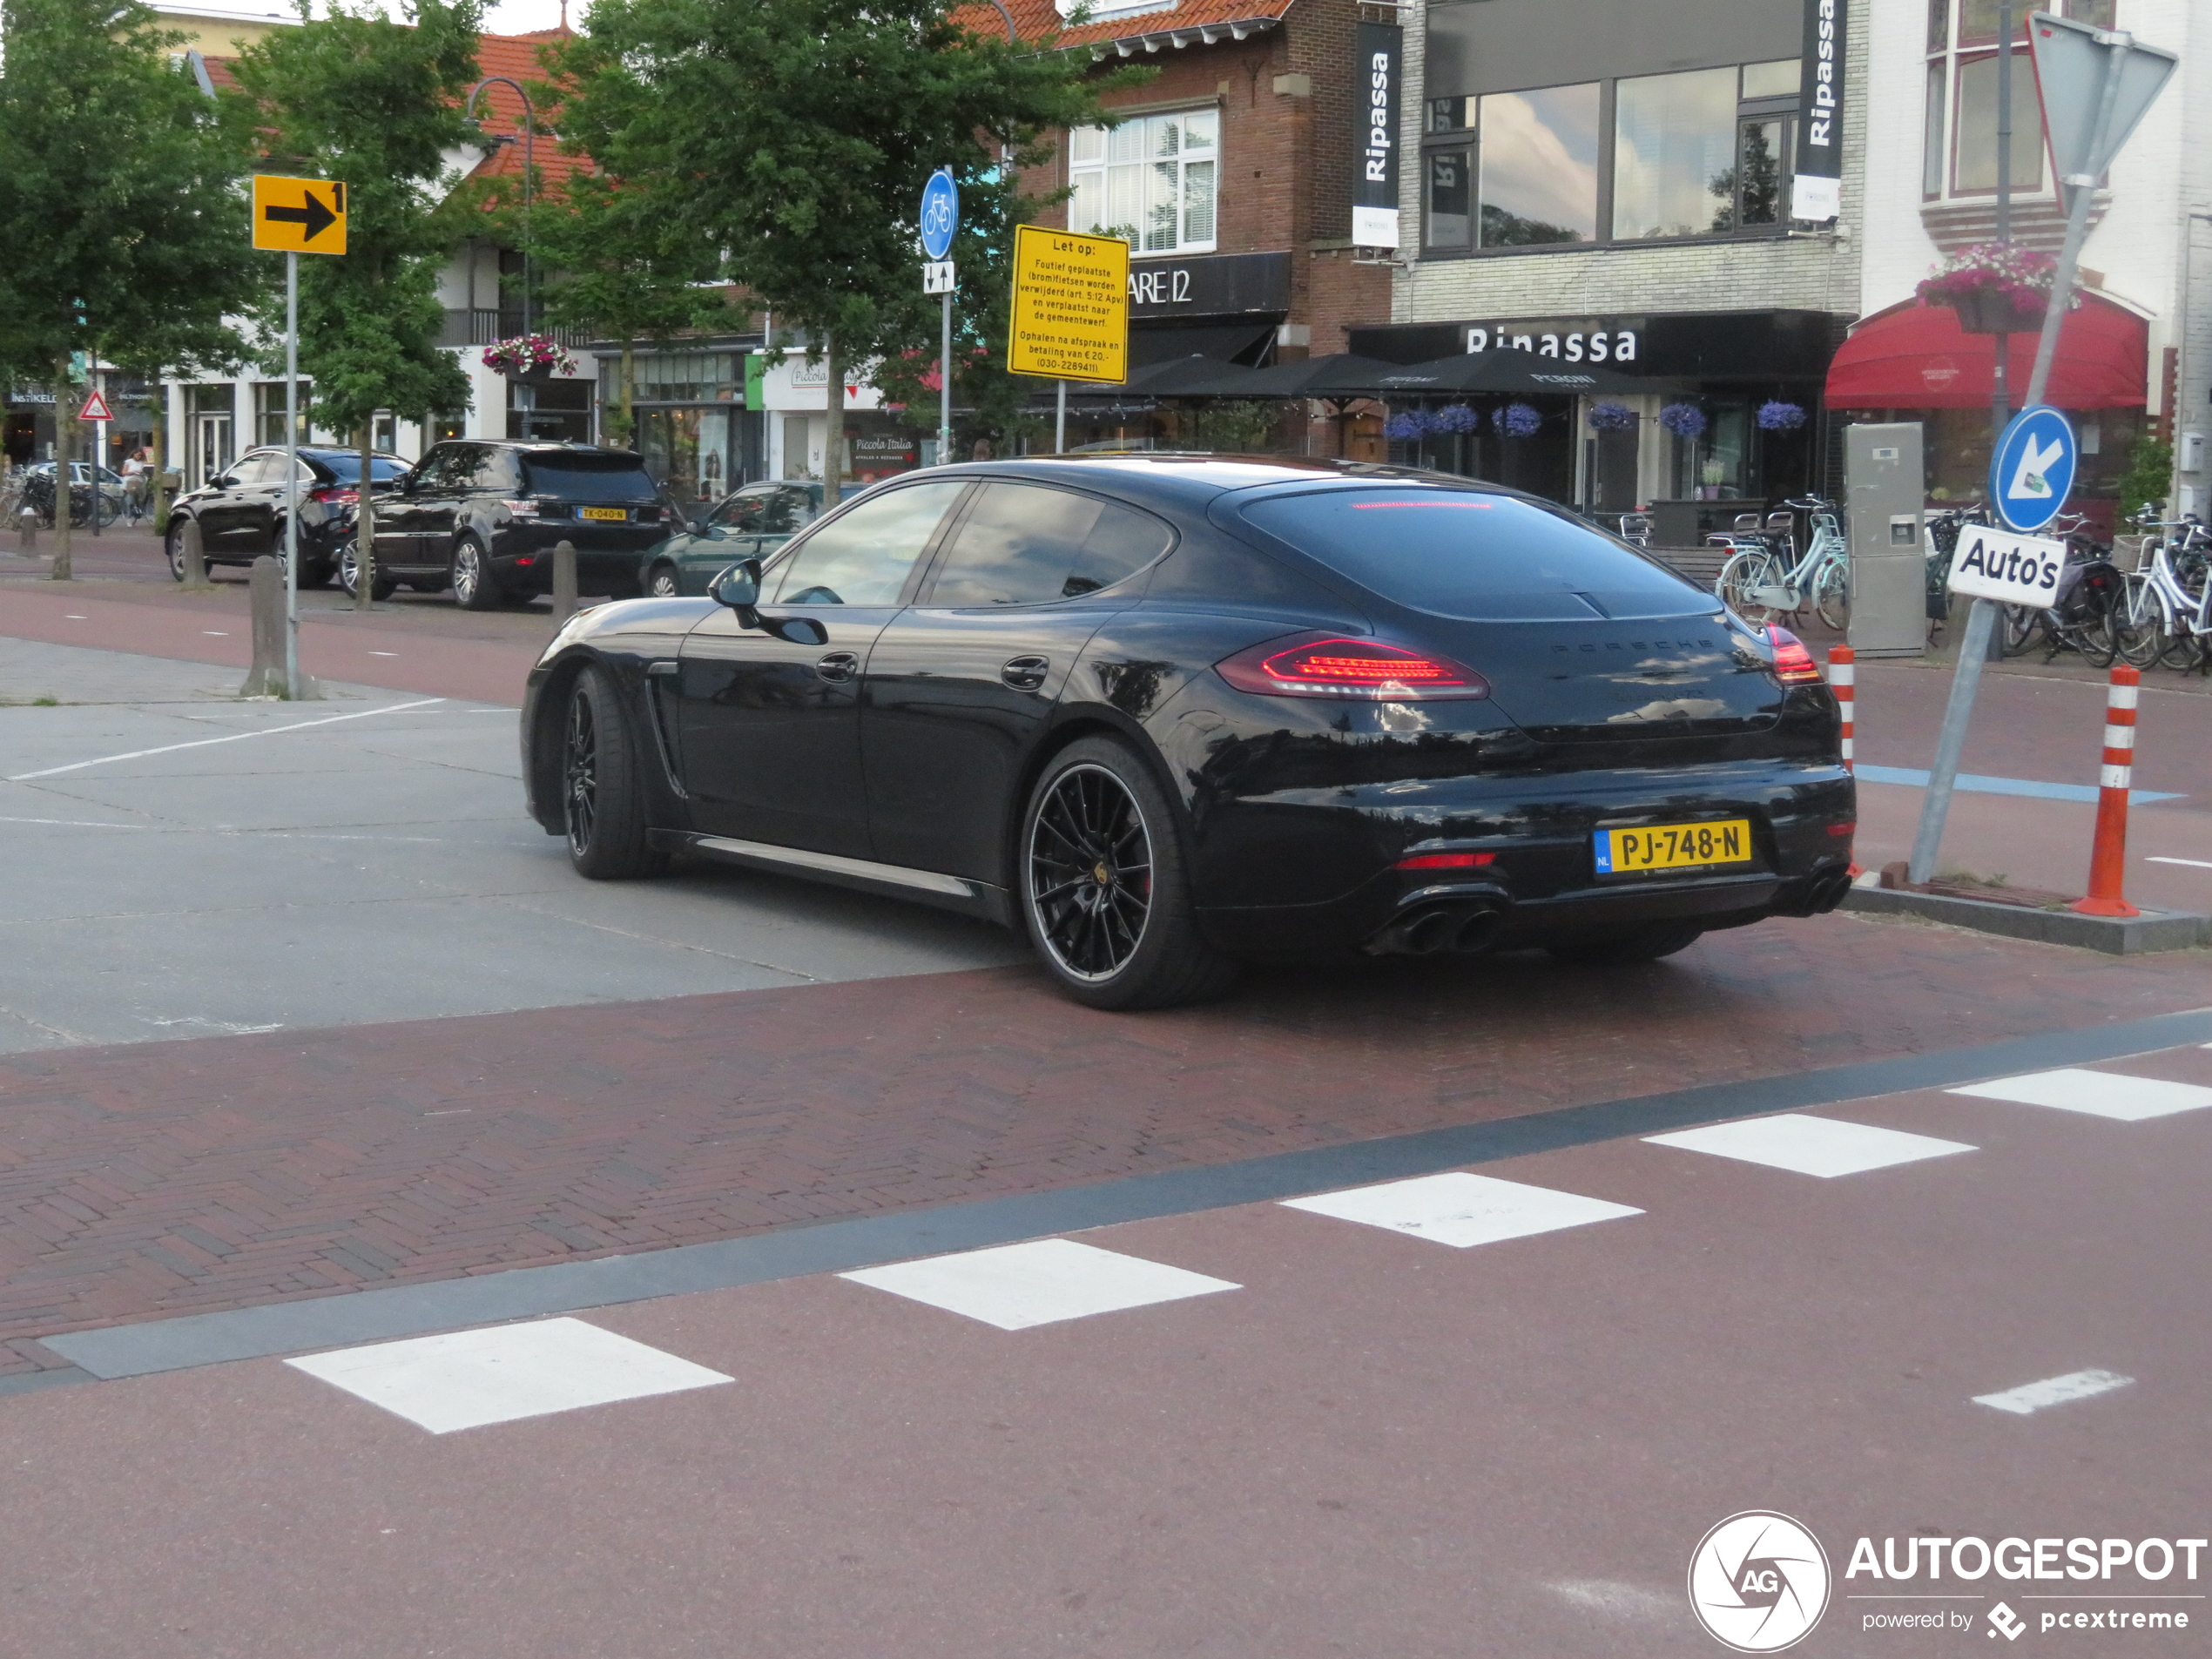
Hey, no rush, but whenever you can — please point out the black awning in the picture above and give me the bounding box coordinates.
[1129,320,1278,369]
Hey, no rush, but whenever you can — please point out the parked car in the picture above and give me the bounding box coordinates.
[24,461,127,529]
[165,447,408,585]
[343,440,678,608]
[637,481,824,597]
[520,455,1855,1010]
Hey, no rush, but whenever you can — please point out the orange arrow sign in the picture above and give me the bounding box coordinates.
[78,389,112,421]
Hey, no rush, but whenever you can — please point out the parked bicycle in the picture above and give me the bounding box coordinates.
[2109,512,2211,672]
[1713,496,1850,631]
[20,463,119,531]
[1991,511,2121,665]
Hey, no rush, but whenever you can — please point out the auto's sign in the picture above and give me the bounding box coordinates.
[1947,523,2067,608]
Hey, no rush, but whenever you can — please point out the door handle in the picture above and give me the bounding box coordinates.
[1000,654,1050,691]
[815,651,860,684]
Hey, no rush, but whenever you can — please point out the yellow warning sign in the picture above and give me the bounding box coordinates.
[1008,224,1129,383]
[252,174,347,254]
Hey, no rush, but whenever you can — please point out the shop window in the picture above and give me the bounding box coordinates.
[1068,109,1217,255]
[1925,0,2110,200]
[634,352,735,403]
[1614,68,1740,239]
[1426,148,1474,251]
[1425,84,1598,249]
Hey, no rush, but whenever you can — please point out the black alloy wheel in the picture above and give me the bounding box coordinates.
[1019,736,1238,1010]
[452,537,502,611]
[562,665,665,880]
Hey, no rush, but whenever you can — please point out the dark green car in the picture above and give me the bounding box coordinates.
[637,481,823,597]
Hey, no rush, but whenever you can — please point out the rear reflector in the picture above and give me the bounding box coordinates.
[1395,852,1497,870]
[1217,634,1490,700]
[1767,625,1824,685]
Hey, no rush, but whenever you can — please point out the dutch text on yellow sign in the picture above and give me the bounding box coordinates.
[252,174,347,254]
[1008,224,1129,383]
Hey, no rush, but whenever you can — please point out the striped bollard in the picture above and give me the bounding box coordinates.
[1828,644,1861,877]
[2069,664,2141,919]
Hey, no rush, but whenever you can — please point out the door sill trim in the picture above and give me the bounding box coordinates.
[690,835,975,898]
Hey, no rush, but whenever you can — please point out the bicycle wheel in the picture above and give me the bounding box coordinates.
[1997,603,2045,658]
[1717,550,1783,626]
[1813,557,1851,632]
[2111,572,2170,670]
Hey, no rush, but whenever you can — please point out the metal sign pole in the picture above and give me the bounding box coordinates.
[1906,595,1998,883]
[940,288,953,466]
[284,249,300,700]
[1055,381,1067,454]
[2021,36,2127,408]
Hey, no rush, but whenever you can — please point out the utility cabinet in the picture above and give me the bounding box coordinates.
[1845,421,1927,658]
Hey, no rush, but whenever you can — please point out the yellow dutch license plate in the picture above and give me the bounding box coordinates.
[579,506,627,522]
[1595,819,1753,876]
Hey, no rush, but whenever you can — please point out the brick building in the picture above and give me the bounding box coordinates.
[995,0,1397,452]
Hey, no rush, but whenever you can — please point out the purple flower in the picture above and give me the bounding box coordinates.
[1494,401,1541,438]
[1383,411,1429,442]
[1431,403,1480,434]
[1757,401,1807,432]
[1587,401,1638,432]
[1659,402,1707,439]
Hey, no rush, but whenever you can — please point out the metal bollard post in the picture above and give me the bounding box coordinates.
[17,509,37,556]
[551,538,578,627]
[179,513,212,591]
[2069,663,2141,918]
[239,555,288,698]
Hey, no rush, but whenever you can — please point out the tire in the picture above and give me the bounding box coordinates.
[1546,921,1706,966]
[1018,735,1240,1011]
[647,563,682,598]
[2111,572,2168,670]
[452,537,502,610]
[165,519,190,581]
[1716,550,1782,627]
[561,665,667,880]
[1813,558,1851,633]
[1998,603,2045,658]
[336,538,398,602]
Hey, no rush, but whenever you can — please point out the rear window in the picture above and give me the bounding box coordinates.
[1240,488,1708,622]
[521,455,658,501]
[318,455,408,482]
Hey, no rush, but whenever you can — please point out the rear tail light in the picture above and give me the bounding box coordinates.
[1767,625,1824,685]
[1826,821,1856,837]
[502,499,540,517]
[307,486,357,504]
[1216,634,1490,700]
[1395,852,1497,870]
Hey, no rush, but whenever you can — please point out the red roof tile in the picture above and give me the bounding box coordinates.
[950,0,1293,55]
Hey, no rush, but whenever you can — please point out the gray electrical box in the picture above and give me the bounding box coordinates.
[1845,421,1926,657]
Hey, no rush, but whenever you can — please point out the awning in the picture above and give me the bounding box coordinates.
[1824,293,2148,410]
[1376,347,1641,396]
[1129,320,1278,368]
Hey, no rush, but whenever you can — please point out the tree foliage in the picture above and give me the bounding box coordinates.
[550,0,1142,493]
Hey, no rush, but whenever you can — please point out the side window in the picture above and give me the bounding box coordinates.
[710,490,768,530]
[410,447,459,491]
[757,487,815,535]
[472,448,522,491]
[766,480,968,607]
[927,483,1171,607]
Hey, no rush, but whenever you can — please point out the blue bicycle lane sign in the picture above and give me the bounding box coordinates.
[920,168,959,261]
[1986,404,2077,534]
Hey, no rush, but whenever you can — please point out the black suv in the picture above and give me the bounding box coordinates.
[166,447,408,585]
[347,440,678,609]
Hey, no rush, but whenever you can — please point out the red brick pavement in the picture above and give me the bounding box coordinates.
[2,914,2208,1375]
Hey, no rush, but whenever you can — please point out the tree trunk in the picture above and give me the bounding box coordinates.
[50,357,73,582]
[618,343,635,448]
[821,331,842,510]
[354,424,376,610]
[148,381,169,531]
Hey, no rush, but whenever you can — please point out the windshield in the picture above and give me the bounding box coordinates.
[1241,488,1709,622]
[520,455,659,501]
[318,455,408,482]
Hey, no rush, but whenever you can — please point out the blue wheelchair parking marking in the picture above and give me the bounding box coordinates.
[1987,405,2077,534]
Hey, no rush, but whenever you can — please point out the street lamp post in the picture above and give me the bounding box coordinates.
[463,77,536,340]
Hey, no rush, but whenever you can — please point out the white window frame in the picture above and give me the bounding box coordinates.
[1067,108,1219,257]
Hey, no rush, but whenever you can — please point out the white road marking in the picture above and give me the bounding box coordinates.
[286,1317,731,1434]
[1282,1171,1642,1248]
[201,631,228,637]
[0,815,150,829]
[368,651,398,656]
[2148,856,2212,869]
[1973,1368,2134,1416]
[1948,1068,2212,1122]
[840,1238,1239,1331]
[63,614,86,619]
[1644,1114,1976,1177]
[5,697,444,780]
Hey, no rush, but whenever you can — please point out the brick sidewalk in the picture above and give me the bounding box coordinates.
[3,914,2208,1375]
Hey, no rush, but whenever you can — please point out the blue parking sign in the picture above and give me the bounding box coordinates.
[920,168,959,261]
[1986,404,2078,534]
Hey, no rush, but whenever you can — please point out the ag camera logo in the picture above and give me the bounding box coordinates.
[1689,1511,1831,1651]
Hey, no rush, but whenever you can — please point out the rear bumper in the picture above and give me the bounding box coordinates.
[489,523,669,592]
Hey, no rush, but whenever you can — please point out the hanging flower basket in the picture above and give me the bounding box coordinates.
[1916,245,2072,334]
[1430,403,1480,435]
[1494,402,1542,439]
[1383,409,1433,442]
[1757,400,1808,432]
[1587,401,1638,433]
[1658,402,1707,439]
[482,334,578,383]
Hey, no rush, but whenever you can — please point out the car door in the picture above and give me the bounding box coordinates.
[861,482,1173,881]
[671,488,771,592]
[673,477,970,859]
[237,452,299,557]
[408,443,480,574]
[197,453,269,555]
[374,448,444,571]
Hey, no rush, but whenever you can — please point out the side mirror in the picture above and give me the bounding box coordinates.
[711,557,764,626]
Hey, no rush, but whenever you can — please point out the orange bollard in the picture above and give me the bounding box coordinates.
[2070,664,2141,919]
[1827,644,1861,878]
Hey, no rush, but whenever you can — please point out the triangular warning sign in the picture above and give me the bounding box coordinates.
[78,389,112,421]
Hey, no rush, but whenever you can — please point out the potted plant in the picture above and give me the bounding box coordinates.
[1916,244,2070,335]
[482,334,578,385]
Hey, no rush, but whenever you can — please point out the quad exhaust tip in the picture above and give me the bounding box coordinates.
[1368,900,1508,958]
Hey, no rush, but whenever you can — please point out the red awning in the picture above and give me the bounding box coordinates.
[1824,293,2148,410]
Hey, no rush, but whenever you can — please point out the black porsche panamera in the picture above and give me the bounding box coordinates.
[520,455,1855,1009]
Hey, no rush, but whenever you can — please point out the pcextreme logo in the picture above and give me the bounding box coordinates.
[1689,1511,1832,1651]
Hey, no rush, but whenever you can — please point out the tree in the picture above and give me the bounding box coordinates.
[0,0,258,578]
[551,0,1137,505]
[232,0,482,607]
